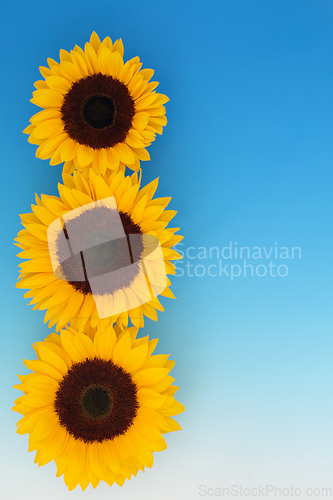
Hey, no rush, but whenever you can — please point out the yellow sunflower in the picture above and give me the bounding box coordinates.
[24,31,168,176]
[15,168,182,332]
[13,325,185,491]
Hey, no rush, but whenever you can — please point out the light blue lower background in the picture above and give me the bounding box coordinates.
[1,0,333,498]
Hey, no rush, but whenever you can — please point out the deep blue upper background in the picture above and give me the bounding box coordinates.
[1,0,333,498]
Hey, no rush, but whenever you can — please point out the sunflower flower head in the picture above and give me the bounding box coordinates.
[15,168,183,332]
[24,32,169,176]
[12,325,185,491]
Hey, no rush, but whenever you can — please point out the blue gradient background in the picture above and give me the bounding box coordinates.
[1,0,333,498]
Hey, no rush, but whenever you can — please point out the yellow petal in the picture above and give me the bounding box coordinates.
[148,375,175,393]
[16,406,54,434]
[159,400,186,417]
[129,77,148,100]
[131,147,150,161]
[31,204,57,226]
[163,416,182,432]
[30,109,62,124]
[59,48,72,62]
[59,60,82,82]
[31,89,64,108]
[42,341,72,368]
[15,392,55,408]
[142,353,169,369]
[36,133,67,159]
[77,144,95,167]
[34,79,49,89]
[102,440,121,474]
[112,142,136,165]
[78,473,90,491]
[86,464,100,489]
[130,194,148,222]
[112,434,137,465]
[117,183,140,213]
[60,138,78,162]
[67,437,87,483]
[93,148,108,176]
[113,38,124,58]
[94,327,117,360]
[89,31,101,52]
[84,42,99,73]
[132,367,170,386]
[34,343,68,375]
[108,51,124,78]
[60,330,86,363]
[103,468,116,487]
[23,223,48,241]
[71,49,89,78]
[23,124,36,136]
[112,332,132,366]
[121,343,148,374]
[23,359,63,380]
[99,35,113,52]
[63,293,84,323]
[138,406,171,432]
[126,427,154,467]
[23,374,59,395]
[134,415,164,442]
[33,423,68,465]
[140,68,154,81]
[18,258,53,274]
[136,177,159,203]
[88,441,107,479]
[31,118,63,140]
[63,468,79,491]
[137,388,167,409]
[30,411,59,441]
[90,170,112,199]
[39,65,52,78]
[39,286,73,310]
[75,333,95,359]
[45,75,72,93]
[97,46,112,74]
[125,130,145,149]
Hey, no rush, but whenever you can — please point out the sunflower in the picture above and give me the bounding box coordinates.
[15,168,182,332]
[23,32,168,176]
[13,325,185,491]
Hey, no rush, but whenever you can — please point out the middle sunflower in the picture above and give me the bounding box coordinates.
[16,169,182,332]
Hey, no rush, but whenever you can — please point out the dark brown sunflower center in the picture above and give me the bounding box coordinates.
[60,73,135,149]
[54,357,138,443]
[81,94,116,129]
[55,206,144,296]
[80,385,112,420]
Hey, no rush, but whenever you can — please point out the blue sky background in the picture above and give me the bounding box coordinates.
[1,0,333,498]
